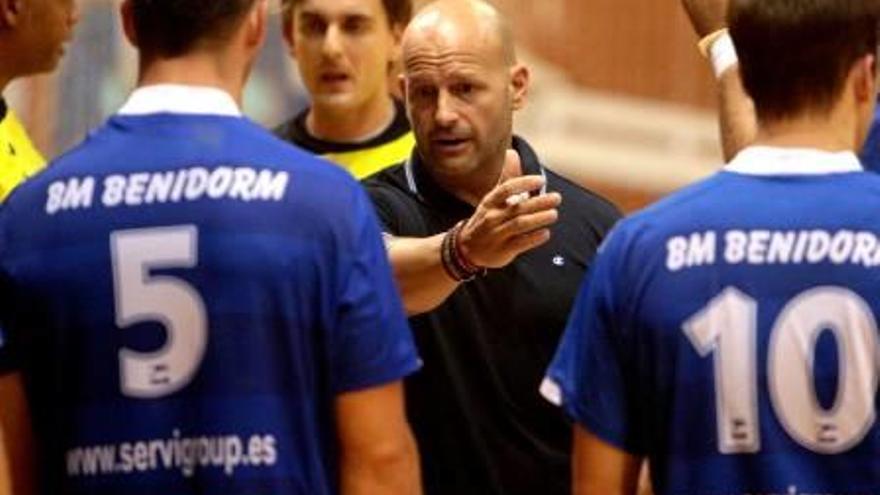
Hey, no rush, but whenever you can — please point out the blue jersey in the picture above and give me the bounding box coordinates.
[544,147,880,495]
[0,89,420,495]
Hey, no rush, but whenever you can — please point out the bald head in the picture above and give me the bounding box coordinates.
[398,0,530,200]
[403,0,516,66]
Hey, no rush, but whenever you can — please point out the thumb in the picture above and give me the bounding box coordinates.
[498,149,523,184]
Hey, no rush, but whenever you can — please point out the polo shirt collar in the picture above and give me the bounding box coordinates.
[404,135,548,215]
[724,145,862,176]
[117,84,242,117]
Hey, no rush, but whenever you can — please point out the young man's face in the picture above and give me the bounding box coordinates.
[286,0,400,113]
[14,0,79,76]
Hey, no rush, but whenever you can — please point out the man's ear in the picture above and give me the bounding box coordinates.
[397,73,407,102]
[281,8,295,52]
[510,63,530,111]
[120,0,138,48]
[0,0,23,30]
[244,0,268,49]
[389,22,404,64]
[854,54,877,105]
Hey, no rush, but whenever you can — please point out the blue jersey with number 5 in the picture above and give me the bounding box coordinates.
[0,109,420,495]
[544,147,880,495]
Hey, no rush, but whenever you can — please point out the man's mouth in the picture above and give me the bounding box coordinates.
[320,72,351,84]
[433,137,470,153]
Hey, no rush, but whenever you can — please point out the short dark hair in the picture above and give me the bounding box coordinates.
[730,0,880,122]
[131,0,257,58]
[281,0,412,29]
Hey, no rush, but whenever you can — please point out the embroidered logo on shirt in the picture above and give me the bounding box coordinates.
[552,255,565,267]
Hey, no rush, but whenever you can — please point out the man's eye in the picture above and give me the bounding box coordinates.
[453,83,475,96]
[412,86,436,100]
[343,18,369,34]
[299,18,326,36]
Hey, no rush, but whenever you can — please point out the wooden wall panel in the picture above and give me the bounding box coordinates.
[493,0,717,110]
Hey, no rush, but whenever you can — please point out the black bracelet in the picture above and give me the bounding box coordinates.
[441,222,485,282]
[450,221,484,276]
[440,227,468,282]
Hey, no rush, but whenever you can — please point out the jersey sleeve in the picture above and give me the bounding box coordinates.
[542,225,647,455]
[328,186,421,393]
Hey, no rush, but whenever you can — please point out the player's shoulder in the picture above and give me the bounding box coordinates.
[601,173,735,255]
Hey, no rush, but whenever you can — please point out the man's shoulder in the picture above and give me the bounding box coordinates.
[23,115,359,206]
[362,163,412,199]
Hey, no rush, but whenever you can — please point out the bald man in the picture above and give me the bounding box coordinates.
[363,1,620,493]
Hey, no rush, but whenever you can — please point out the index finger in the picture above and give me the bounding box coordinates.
[485,175,546,208]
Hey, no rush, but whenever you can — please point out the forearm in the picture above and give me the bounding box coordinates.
[0,373,35,495]
[717,66,757,161]
[386,235,460,316]
[573,425,641,495]
[340,429,422,495]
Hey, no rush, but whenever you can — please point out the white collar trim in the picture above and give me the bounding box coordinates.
[117,84,241,117]
[724,146,862,176]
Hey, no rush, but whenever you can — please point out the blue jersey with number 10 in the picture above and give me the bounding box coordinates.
[545,148,880,495]
[0,111,420,495]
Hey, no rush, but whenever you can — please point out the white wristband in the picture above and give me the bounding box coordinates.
[708,31,738,79]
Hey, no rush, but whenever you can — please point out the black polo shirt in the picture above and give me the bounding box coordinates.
[364,136,621,495]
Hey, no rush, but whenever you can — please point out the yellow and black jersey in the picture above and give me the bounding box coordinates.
[274,99,415,180]
[0,99,45,202]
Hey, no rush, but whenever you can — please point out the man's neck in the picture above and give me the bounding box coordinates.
[431,151,513,207]
[137,54,245,106]
[307,95,395,143]
[753,111,859,153]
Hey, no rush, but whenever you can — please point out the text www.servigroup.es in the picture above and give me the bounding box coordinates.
[66,431,277,478]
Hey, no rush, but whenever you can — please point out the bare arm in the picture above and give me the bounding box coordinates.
[572,424,642,495]
[0,373,35,495]
[717,67,757,160]
[682,0,757,161]
[336,381,421,495]
[387,151,561,316]
[385,234,459,315]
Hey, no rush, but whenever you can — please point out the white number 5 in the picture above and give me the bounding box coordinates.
[111,226,207,399]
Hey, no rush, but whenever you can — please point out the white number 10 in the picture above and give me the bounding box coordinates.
[684,286,879,454]
[111,226,207,399]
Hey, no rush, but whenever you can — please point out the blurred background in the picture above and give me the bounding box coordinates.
[7,0,724,213]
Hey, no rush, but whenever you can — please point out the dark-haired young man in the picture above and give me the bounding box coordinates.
[682,0,880,175]
[0,0,422,494]
[0,0,79,202]
[545,0,880,493]
[274,0,414,179]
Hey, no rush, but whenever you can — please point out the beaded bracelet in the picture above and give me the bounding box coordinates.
[440,221,486,282]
